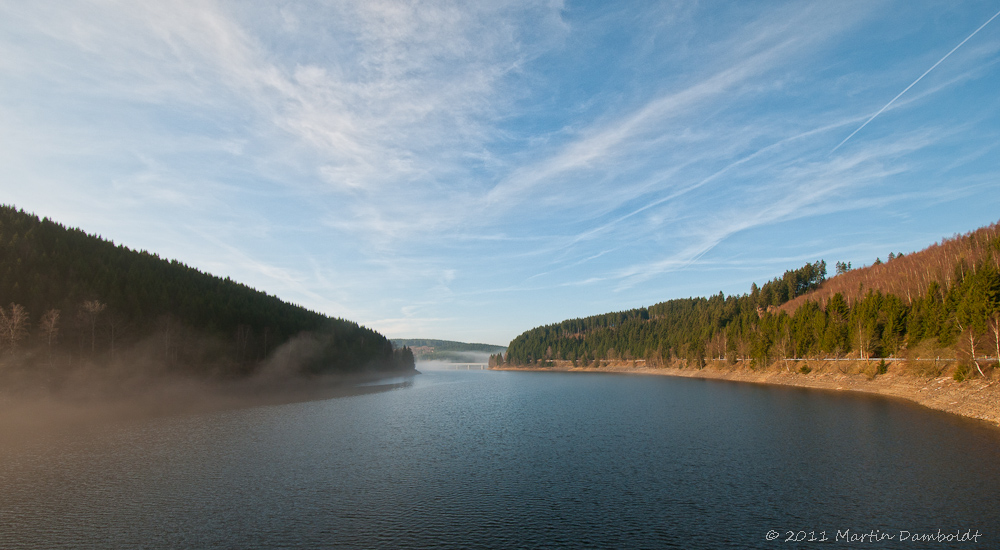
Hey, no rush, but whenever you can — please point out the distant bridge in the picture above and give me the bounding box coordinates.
[444,363,489,370]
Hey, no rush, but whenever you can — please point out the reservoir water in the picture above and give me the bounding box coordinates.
[2,366,999,549]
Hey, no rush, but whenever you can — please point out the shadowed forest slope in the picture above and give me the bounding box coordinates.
[0,205,414,387]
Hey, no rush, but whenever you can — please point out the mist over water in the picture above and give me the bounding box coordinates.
[442,351,492,363]
[2,367,999,549]
[0,331,419,445]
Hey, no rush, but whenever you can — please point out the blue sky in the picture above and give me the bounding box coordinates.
[2,1,999,346]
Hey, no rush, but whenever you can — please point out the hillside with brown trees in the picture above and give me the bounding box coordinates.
[780,222,1000,312]
[504,220,1000,382]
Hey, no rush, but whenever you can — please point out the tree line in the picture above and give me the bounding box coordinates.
[0,205,414,377]
[503,223,1000,380]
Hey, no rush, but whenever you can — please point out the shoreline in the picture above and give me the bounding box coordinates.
[494,361,1000,429]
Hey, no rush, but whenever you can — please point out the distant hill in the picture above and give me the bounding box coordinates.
[391,339,506,363]
[0,205,414,385]
[503,220,1000,379]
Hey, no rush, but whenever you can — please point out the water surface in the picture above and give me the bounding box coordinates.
[2,367,998,549]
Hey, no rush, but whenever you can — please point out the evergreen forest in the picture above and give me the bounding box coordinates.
[500,222,1000,380]
[0,205,414,383]
[392,339,506,362]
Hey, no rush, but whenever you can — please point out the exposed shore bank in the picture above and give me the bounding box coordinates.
[495,360,1000,428]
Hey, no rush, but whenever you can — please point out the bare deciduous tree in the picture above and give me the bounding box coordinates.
[105,310,130,363]
[778,326,795,371]
[0,303,30,350]
[856,320,871,363]
[990,312,1000,367]
[735,335,751,365]
[707,331,727,362]
[80,300,106,354]
[40,308,60,347]
[957,323,985,378]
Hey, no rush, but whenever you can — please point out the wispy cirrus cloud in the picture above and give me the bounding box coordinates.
[2,1,998,343]
[2,0,565,231]
[484,2,873,209]
[604,130,943,290]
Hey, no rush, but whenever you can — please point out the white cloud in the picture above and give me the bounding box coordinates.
[2,0,998,343]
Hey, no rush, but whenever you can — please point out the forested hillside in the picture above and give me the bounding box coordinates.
[0,205,414,380]
[392,339,505,362]
[502,222,1000,379]
[391,339,506,353]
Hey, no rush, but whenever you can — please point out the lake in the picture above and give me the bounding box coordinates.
[2,365,998,549]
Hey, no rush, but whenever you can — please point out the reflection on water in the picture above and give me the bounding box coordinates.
[1,367,999,549]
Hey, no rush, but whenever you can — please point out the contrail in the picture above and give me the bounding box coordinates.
[832,7,1000,153]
